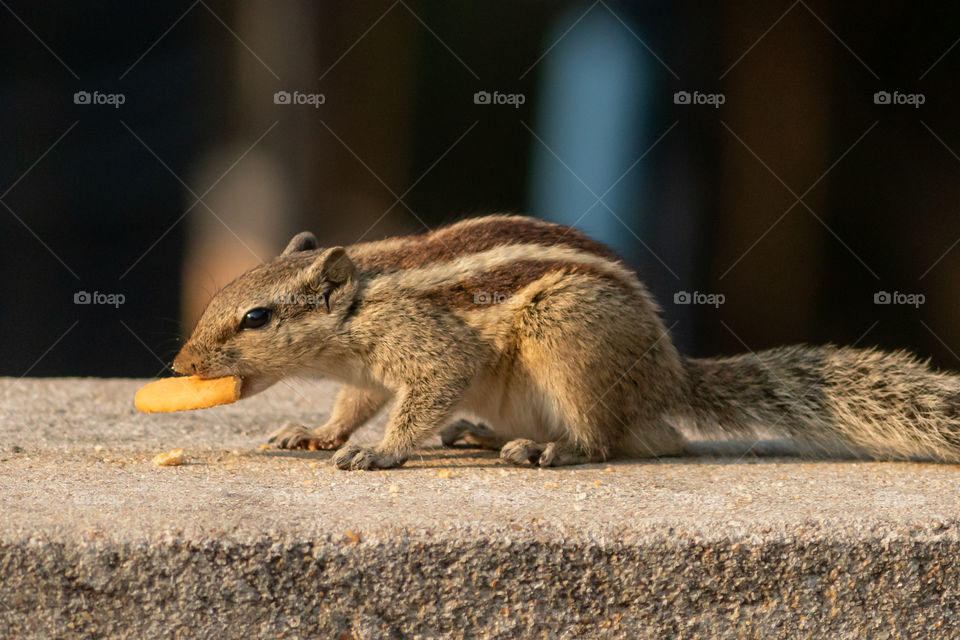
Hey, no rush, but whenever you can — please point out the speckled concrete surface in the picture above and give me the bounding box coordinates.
[1,378,959,638]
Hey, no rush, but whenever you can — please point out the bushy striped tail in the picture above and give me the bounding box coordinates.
[683,345,960,462]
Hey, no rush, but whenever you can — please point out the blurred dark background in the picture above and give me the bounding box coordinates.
[2,0,959,377]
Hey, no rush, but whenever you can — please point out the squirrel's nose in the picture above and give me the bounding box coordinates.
[172,346,197,376]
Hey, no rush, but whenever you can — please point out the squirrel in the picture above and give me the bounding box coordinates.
[173,214,960,470]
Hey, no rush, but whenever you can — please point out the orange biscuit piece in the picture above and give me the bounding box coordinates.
[153,448,184,466]
[135,375,241,413]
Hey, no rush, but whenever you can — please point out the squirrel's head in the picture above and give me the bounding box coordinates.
[173,231,359,396]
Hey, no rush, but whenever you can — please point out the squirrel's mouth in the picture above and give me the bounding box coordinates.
[238,375,278,399]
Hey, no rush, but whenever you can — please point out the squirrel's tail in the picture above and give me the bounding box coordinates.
[682,345,960,461]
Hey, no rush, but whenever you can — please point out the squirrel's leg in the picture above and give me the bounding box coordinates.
[333,380,465,470]
[269,385,388,450]
[440,419,509,450]
[504,277,686,466]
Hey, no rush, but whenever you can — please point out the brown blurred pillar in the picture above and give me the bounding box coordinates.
[709,3,832,351]
[181,1,418,330]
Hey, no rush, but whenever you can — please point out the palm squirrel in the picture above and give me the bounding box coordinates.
[173,214,960,470]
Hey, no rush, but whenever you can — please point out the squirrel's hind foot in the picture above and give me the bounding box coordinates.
[500,439,598,467]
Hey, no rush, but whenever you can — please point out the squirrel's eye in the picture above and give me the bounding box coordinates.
[240,307,272,330]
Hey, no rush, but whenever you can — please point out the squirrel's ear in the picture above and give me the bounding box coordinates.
[282,231,318,255]
[310,246,355,285]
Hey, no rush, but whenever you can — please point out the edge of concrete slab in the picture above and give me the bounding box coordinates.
[1,378,958,639]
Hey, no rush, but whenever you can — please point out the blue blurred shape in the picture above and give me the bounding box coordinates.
[528,3,651,258]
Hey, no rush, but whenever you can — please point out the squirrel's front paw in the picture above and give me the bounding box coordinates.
[268,423,347,450]
[333,444,407,470]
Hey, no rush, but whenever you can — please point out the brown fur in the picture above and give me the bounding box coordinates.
[173,215,960,469]
[353,215,619,273]
[365,259,637,310]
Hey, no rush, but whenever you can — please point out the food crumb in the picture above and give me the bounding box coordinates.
[153,449,184,467]
[344,530,360,544]
[437,469,453,479]
[603,466,614,473]
[259,444,270,450]
[388,485,400,494]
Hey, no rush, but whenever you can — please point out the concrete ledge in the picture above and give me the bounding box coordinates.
[1,378,959,638]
